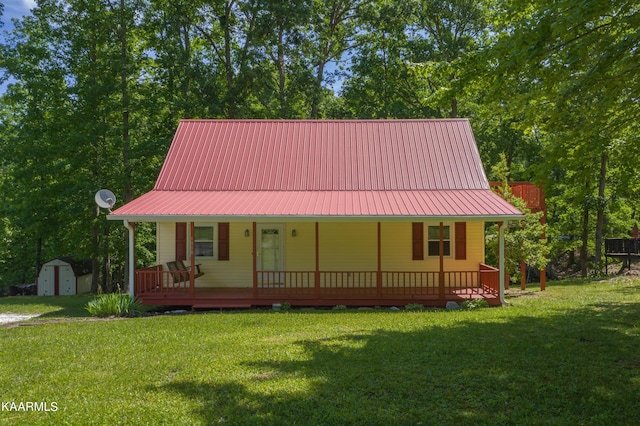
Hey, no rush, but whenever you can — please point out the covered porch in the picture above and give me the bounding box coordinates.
[128,220,506,309]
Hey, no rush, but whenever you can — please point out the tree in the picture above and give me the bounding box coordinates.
[0,0,156,290]
[485,0,639,276]
[486,155,548,282]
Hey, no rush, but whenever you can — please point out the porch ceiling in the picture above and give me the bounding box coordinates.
[108,189,523,222]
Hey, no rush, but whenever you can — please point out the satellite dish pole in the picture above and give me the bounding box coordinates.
[94,190,134,297]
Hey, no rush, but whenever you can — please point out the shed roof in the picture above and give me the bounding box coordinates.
[109,119,522,221]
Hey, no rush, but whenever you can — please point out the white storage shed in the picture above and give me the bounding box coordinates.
[37,257,93,296]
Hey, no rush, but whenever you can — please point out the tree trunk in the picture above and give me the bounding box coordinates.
[311,59,326,119]
[91,215,100,293]
[35,237,42,285]
[580,198,590,278]
[594,152,607,273]
[119,0,132,291]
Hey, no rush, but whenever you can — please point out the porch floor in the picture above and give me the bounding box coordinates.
[137,286,500,309]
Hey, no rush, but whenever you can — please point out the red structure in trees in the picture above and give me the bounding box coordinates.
[490,182,547,291]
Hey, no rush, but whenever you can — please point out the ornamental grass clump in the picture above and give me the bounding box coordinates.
[404,303,425,311]
[85,293,146,317]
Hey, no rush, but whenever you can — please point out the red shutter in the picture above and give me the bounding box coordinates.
[175,222,187,261]
[412,222,424,260]
[455,222,467,260]
[218,222,230,261]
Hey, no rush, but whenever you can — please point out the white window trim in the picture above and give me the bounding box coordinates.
[190,223,218,260]
[427,224,453,258]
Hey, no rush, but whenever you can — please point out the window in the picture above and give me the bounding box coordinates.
[427,225,451,257]
[175,222,231,260]
[194,226,214,257]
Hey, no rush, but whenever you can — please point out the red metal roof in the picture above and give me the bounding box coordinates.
[156,119,489,191]
[110,190,521,219]
[110,119,523,220]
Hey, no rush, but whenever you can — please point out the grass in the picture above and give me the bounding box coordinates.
[1,278,639,425]
[0,295,92,318]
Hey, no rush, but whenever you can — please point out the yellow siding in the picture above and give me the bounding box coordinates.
[156,222,253,288]
[156,222,176,265]
[155,220,487,288]
[319,222,378,271]
[285,223,316,270]
[200,222,253,288]
[381,222,485,272]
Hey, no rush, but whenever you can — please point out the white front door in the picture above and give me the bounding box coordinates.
[257,224,285,271]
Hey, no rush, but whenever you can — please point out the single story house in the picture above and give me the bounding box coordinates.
[108,119,522,308]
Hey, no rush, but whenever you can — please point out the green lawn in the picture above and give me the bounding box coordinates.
[1,278,639,425]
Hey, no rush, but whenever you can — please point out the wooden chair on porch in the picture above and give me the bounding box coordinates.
[166,260,204,284]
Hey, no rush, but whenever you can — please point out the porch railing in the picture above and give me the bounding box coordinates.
[479,263,500,294]
[256,266,499,298]
[135,265,195,295]
[135,264,501,299]
[605,238,640,255]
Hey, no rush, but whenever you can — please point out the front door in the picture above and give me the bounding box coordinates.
[257,224,285,286]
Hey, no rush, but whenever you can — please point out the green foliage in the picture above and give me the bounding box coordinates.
[277,302,291,312]
[85,293,145,317]
[0,0,638,285]
[404,303,425,312]
[332,304,347,311]
[459,298,489,310]
[486,154,549,281]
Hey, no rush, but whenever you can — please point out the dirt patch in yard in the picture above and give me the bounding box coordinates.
[504,287,549,300]
[1,316,127,329]
[0,313,40,325]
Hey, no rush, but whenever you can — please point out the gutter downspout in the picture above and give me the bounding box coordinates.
[499,221,509,306]
[123,220,135,298]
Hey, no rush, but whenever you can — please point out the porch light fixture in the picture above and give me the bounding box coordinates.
[291,229,297,237]
[244,229,250,237]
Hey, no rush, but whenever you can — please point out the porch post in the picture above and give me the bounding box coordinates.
[123,220,135,298]
[315,222,320,298]
[190,222,195,297]
[252,222,257,297]
[439,222,445,299]
[377,222,382,298]
[499,221,508,305]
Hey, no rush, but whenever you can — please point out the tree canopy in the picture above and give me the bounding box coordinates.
[0,0,637,287]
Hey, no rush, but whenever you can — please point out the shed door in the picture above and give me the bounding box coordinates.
[38,265,55,296]
[59,265,75,295]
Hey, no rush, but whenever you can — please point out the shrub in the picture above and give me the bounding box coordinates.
[459,298,489,310]
[405,303,425,312]
[278,302,291,312]
[85,293,146,317]
[333,305,347,311]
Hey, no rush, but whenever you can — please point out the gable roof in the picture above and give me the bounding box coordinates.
[109,119,522,221]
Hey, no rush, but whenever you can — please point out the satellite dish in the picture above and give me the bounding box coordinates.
[95,189,116,210]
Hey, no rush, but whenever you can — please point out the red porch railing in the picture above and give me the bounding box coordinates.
[134,264,500,301]
[135,265,195,295]
[479,263,500,294]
